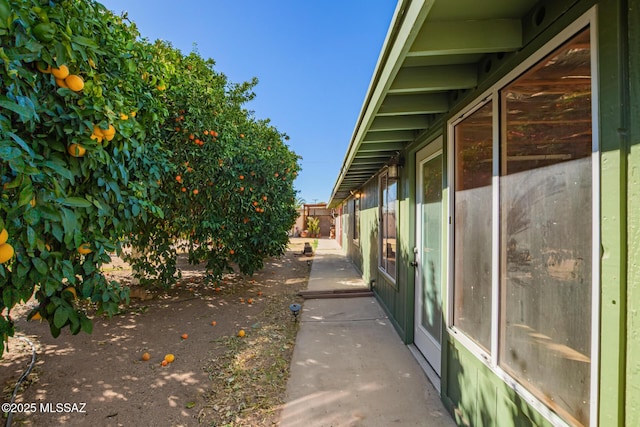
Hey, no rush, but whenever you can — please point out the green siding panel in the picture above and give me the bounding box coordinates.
[626,0,640,426]
[598,0,628,425]
[345,168,414,342]
[445,338,555,427]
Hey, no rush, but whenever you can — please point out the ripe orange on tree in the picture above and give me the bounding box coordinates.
[101,124,116,141]
[55,78,68,88]
[0,243,14,264]
[67,143,86,157]
[90,125,104,143]
[51,64,69,79]
[65,74,84,92]
[77,243,92,255]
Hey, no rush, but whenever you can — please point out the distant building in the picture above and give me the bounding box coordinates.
[291,203,334,238]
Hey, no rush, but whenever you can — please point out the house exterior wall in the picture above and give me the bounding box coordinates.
[626,1,640,425]
[291,208,304,237]
[337,0,636,425]
[300,203,332,237]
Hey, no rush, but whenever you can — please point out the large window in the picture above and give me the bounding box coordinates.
[379,172,397,280]
[453,101,494,351]
[353,196,360,243]
[451,26,594,426]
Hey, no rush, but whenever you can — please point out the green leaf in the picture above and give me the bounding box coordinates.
[69,316,81,334]
[71,35,98,48]
[32,257,48,275]
[26,226,36,247]
[7,132,36,157]
[3,288,17,309]
[23,208,40,225]
[80,316,93,334]
[18,185,34,207]
[61,261,75,283]
[60,208,78,241]
[49,322,61,338]
[44,279,57,297]
[51,223,63,243]
[44,160,74,180]
[61,197,92,208]
[0,146,22,160]
[53,306,69,328]
[0,97,34,121]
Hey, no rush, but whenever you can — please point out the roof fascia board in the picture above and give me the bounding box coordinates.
[329,0,437,205]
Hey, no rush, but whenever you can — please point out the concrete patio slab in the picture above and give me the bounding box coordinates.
[279,239,455,427]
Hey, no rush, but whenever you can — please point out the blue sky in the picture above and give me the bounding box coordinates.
[98,1,396,204]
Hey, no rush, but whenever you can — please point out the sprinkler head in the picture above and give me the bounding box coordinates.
[289,303,301,321]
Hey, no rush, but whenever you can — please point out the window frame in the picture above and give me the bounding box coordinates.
[378,170,398,283]
[353,196,360,245]
[446,8,600,427]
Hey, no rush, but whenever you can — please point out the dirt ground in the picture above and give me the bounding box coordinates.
[0,238,313,426]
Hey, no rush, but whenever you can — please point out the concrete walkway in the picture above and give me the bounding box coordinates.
[279,239,456,427]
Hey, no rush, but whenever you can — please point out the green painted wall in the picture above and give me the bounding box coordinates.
[626,0,640,425]
[438,1,631,425]
[597,0,628,424]
[443,339,554,427]
[341,166,415,342]
[337,0,637,425]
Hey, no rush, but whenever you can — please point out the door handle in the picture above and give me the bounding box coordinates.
[411,247,419,268]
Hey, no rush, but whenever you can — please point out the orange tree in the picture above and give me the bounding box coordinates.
[126,44,300,287]
[0,0,171,352]
[0,1,300,355]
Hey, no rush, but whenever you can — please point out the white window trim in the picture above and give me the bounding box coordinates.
[378,170,397,284]
[353,197,360,246]
[446,7,600,427]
